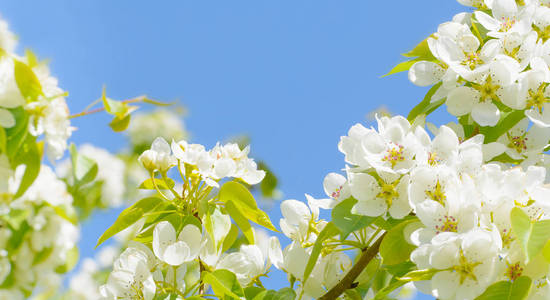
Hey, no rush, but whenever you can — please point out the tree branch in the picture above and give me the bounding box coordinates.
[319,232,386,300]
[68,96,147,119]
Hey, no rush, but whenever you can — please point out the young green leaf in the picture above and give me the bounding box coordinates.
[401,38,434,59]
[252,288,296,300]
[482,110,525,143]
[0,126,6,154]
[303,222,339,284]
[12,136,42,198]
[5,107,29,159]
[222,223,240,252]
[13,59,42,101]
[331,197,378,240]
[407,82,442,122]
[244,286,265,300]
[379,218,418,265]
[54,246,79,274]
[203,269,245,299]
[95,196,163,248]
[225,200,255,244]
[138,178,175,190]
[109,113,132,132]
[69,143,98,186]
[381,60,417,78]
[373,269,437,300]
[475,276,532,300]
[219,181,277,232]
[510,207,550,263]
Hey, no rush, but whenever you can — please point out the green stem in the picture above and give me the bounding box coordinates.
[69,96,146,119]
[150,173,171,201]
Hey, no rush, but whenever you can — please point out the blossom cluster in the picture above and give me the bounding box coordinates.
[98,138,277,299]
[0,166,79,299]
[409,0,550,163]
[139,137,265,187]
[0,18,72,162]
[335,113,550,299]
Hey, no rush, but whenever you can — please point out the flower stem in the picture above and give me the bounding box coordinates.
[68,96,146,119]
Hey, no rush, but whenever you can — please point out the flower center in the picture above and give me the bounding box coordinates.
[434,215,458,234]
[472,75,501,103]
[461,52,482,70]
[331,186,342,199]
[533,24,550,42]
[506,131,528,154]
[376,181,399,207]
[505,262,524,281]
[382,144,405,168]
[501,228,514,248]
[452,249,482,284]
[500,17,517,32]
[427,152,441,166]
[526,84,549,113]
[425,180,446,205]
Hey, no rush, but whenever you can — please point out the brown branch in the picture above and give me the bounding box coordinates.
[68,96,146,119]
[319,232,386,300]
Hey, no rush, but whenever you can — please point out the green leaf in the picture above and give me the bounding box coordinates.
[33,247,53,265]
[471,15,489,43]
[490,152,523,164]
[203,269,244,299]
[373,269,437,300]
[303,222,339,284]
[0,126,6,154]
[13,59,42,101]
[344,289,363,300]
[12,136,42,198]
[407,82,442,122]
[2,209,29,230]
[475,276,532,300]
[225,200,255,244]
[510,207,550,263]
[381,60,417,78]
[222,223,240,252]
[482,110,525,143]
[356,257,381,286]
[96,196,163,248]
[49,203,78,225]
[331,197,378,240]
[55,246,79,274]
[6,221,30,254]
[109,113,132,132]
[138,178,175,190]
[253,288,296,300]
[5,107,29,158]
[219,181,277,232]
[380,218,418,265]
[102,88,126,116]
[244,286,265,300]
[543,240,550,263]
[25,49,39,68]
[70,144,98,186]
[258,161,278,199]
[401,38,434,59]
[101,87,138,132]
[382,38,436,78]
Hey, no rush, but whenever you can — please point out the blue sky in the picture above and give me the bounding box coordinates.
[0,1,469,298]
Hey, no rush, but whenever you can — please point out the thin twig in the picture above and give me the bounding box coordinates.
[68,96,146,119]
[318,232,386,300]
